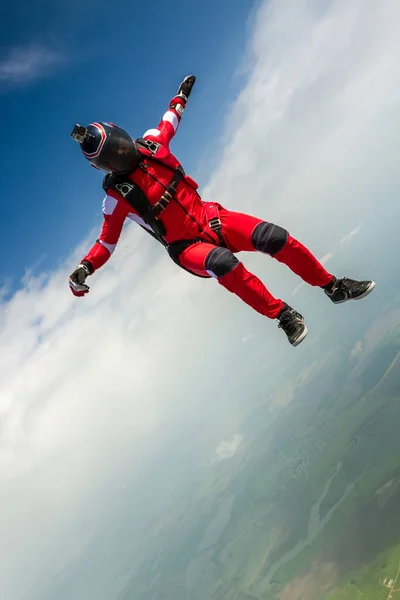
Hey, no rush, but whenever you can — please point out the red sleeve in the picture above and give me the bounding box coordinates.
[142,95,186,148]
[83,194,129,271]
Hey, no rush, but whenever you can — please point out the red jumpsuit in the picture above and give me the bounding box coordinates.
[82,94,333,319]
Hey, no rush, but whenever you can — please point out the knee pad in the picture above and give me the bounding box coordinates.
[251,222,288,256]
[205,247,239,278]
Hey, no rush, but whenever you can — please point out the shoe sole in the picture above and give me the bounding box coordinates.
[331,281,376,304]
[291,325,308,347]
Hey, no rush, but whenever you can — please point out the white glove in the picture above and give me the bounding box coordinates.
[69,263,91,297]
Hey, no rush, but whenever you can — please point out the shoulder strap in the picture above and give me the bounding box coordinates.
[135,138,186,176]
[135,137,162,156]
[103,173,167,244]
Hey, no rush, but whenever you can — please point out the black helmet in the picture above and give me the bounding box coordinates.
[71,122,139,174]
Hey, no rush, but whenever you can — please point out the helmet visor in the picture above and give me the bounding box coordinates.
[90,125,138,174]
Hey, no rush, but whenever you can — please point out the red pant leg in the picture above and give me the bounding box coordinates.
[218,207,262,252]
[178,242,284,319]
[219,262,284,318]
[218,206,333,287]
[273,236,333,287]
[177,242,215,277]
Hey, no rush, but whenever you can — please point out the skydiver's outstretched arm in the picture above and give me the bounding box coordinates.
[142,75,196,149]
[69,197,129,296]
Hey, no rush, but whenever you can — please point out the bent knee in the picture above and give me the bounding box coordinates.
[205,247,239,278]
[252,222,288,255]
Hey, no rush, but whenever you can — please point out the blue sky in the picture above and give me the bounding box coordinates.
[0,0,256,288]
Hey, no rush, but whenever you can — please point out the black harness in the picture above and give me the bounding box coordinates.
[102,140,225,277]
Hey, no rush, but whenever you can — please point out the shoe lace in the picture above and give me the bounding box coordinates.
[330,278,348,294]
[340,278,351,287]
[339,278,359,294]
[278,311,299,335]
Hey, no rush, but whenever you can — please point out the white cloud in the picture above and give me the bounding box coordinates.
[292,281,305,296]
[340,225,361,245]
[204,0,400,244]
[213,434,243,462]
[319,252,334,265]
[242,333,254,344]
[350,340,363,358]
[2,0,400,598]
[0,44,65,87]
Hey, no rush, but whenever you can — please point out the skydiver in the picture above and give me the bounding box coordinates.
[69,75,375,346]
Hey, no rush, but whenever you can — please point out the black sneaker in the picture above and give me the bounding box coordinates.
[324,277,376,304]
[277,304,308,346]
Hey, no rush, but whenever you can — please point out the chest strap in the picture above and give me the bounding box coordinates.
[103,173,167,246]
[103,165,185,239]
[151,166,185,215]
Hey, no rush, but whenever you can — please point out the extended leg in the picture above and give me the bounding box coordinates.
[253,222,376,305]
[178,241,308,346]
[218,207,334,287]
[178,242,284,319]
[219,207,375,301]
[252,222,334,287]
[250,222,375,302]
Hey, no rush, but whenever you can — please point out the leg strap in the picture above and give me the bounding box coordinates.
[204,202,226,247]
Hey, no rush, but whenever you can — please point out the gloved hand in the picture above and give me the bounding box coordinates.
[69,262,91,297]
[176,75,196,102]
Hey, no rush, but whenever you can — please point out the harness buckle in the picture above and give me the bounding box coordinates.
[209,217,222,231]
[136,138,161,155]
